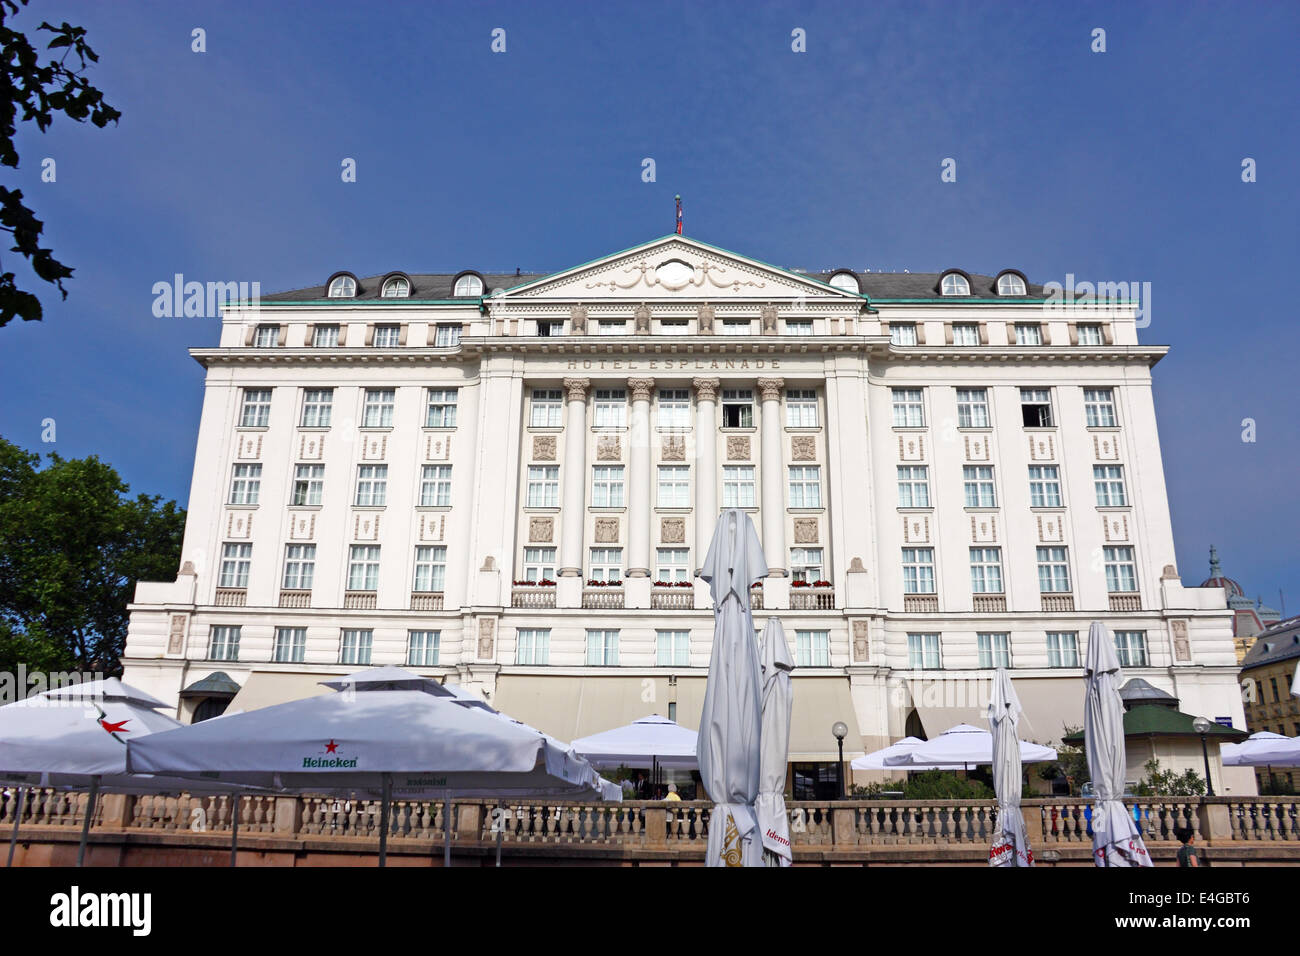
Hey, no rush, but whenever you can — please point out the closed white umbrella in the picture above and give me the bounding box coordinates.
[756,617,794,867]
[1221,731,1300,768]
[1084,621,1152,867]
[697,508,766,867]
[988,668,1033,867]
[889,724,1057,767]
[851,737,964,772]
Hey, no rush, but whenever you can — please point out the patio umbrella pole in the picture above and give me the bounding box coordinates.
[229,792,240,868]
[76,775,101,868]
[6,787,25,868]
[443,794,451,868]
[378,773,391,868]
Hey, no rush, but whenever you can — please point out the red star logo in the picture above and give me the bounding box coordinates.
[99,718,130,735]
[325,739,338,753]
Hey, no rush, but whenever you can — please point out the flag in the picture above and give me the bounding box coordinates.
[675,195,682,235]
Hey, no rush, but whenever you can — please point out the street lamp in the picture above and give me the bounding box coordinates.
[1192,716,1216,797]
[832,721,848,799]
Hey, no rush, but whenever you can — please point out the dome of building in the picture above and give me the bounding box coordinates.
[1199,545,1245,597]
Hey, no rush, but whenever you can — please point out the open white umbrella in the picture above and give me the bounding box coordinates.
[888,724,1057,767]
[1084,621,1152,867]
[988,668,1033,867]
[572,714,699,771]
[851,737,965,771]
[697,508,766,867]
[756,617,794,867]
[1221,731,1300,768]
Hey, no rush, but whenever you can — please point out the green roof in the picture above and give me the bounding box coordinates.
[179,671,241,698]
[1061,704,1247,743]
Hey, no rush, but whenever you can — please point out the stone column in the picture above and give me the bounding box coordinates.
[757,376,787,576]
[626,377,655,579]
[693,378,720,575]
[558,377,590,579]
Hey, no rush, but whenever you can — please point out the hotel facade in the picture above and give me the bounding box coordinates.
[121,235,1255,795]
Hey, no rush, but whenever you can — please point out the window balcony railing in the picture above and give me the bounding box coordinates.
[1041,594,1075,612]
[1108,593,1141,611]
[903,595,938,613]
[512,587,556,609]
[343,591,377,610]
[214,588,247,607]
[410,592,445,611]
[790,588,835,610]
[651,587,694,610]
[972,595,1007,613]
[582,588,625,609]
[278,590,311,608]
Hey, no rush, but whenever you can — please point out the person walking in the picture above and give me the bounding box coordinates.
[1174,827,1200,867]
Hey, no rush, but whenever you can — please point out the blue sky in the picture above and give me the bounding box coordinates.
[0,0,1296,608]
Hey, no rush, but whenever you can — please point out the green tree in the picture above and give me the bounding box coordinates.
[1041,724,1090,795]
[852,770,994,800]
[0,1,120,326]
[0,437,185,675]
[1133,758,1205,797]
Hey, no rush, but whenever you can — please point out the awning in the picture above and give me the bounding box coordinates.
[226,671,332,713]
[179,671,241,699]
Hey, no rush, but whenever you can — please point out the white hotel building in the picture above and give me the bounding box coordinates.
[122,235,1254,795]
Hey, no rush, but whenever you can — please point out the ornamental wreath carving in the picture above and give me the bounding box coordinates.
[595,517,620,543]
[661,517,686,544]
[791,436,816,461]
[529,516,554,543]
[726,435,750,460]
[532,435,556,461]
[662,435,686,461]
[596,435,622,461]
[793,518,819,544]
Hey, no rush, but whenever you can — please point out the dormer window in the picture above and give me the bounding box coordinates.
[381,276,410,298]
[829,272,859,294]
[453,273,484,297]
[940,272,970,296]
[327,275,356,298]
[997,272,1027,296]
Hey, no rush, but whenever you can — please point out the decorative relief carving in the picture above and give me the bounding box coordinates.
[563,376,590,401]
[579,256,768,294]
[693,376,720,401]
[477,618,496,659]
[1028,434,1056,461]
[898,434,926,461]
[226,511,253,539]
[634,304,651,334]
[1171,620,1191,662]
[661,435,686,461]
[848,557,866,572]
[852,620,869,663]
[696,305,715,334]
[971,515,998,544]
[298,433,324,461]
[660,517,685,544]
[167,614,188,655]
[596,435,622,461]
[1093,434,1120,461]
[726,435,751,461]
[594,517,620,543]
[532,435,557,461]
[903,515,931,544]
[419,513,446,542]
[791,436,816,461]
[757,376,784,402]
[627,377,656,402]
[353,513,380,541]
[425,434,450,461]
[289,513,316,540]
[569,305,588,334]
[529,516,554,543]
[1102,513,1130,543]
[963,435,989,461]
[793,518,819,544]
[1036,514,1063,543]
[760,305,779,335]
[362,434,387,461]
[236,434,263,460]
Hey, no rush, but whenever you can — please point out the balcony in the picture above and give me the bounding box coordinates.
[651,587,694,610]
[511,586,556,609]
[972,595,1007,613]
[1109,593,1141,611]
[410,593,445,611]
[214,588,246,607]
[903,595,938,613]
[278,590,311,608]
[343,591,377,610]
[790,587,835,610]
[582,588,625,609]
[1041,594,1075,612]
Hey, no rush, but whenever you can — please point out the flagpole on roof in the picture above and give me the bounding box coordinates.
[675,195,683,235]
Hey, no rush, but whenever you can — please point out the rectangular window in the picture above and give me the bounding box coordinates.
[362,388,395,428]
[657,465,690,508]
[1047,631,1080,668]
[530,389,563,427]
[254,324,279,347]
[790,547,824,584]
[891,388,925,427]
[591,465,625,508]
[1114,631,1149,668]
[656,319,688,333]
[902,548,936,594]
[657,389,690,430]
[355,464,388,506]
[963,465,997,508]
[785,389,818,428]
[340,629,373,666]
[1093,465,1128,507]
[890,323,918,346]
[273,627,306,663]
[373,324,401,347]
[282,544,316,590]
[424,388,458,427]
[228,463,261,505]
[526,465,559,507]
[300,388,333,427]
[419,464,453,507]
[1104,546,1138,593]
[210,625,241,662]
[312,324,339,347]
[656,630,690,666]
[784,319,813,335]
[1028,465,1063,508]
[596,320,625,336]
[434,324,461,347]
[1020,388,1054,427]
[896,465,930,508]
[408,630,440,667]
[721,319,751,336]
[516,629,551,665]
[1015,323,1043,345]
[969,547,1003,594]
[655,548,689,583]
[412,545,447,592]
[788,465,822,508]
[1084,388,1117,427]
[795,630,831,667]
[907,633,941,669]
[1077,323,1104,346]
[594,389,626,428]
[347,545,381,591]
[955,388,990,428]
[523,547,557,583]
[1036,546,1071,593]
[586,629,619,666]
[722,389,753,428]
[218,543,251,588]
[292,464,324,506]
[978,632,1012,669]
[589,548,622,583]
[239,388,272,427]
[722,465,756,508]
[953,323,979,346]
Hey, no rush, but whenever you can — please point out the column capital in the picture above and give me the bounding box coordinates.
[756,376,785,402]
[692,377,721,401]
[627,377,656,402]
[562,377,590,401]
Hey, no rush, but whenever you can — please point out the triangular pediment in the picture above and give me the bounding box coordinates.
[492,235,863,302]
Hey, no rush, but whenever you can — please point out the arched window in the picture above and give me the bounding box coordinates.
[997,273,1027,296]
[940,272,970,296]
[327,275,356,298]
[453,274,484,297]
[381,276,410,298]
[828,272,859,293]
